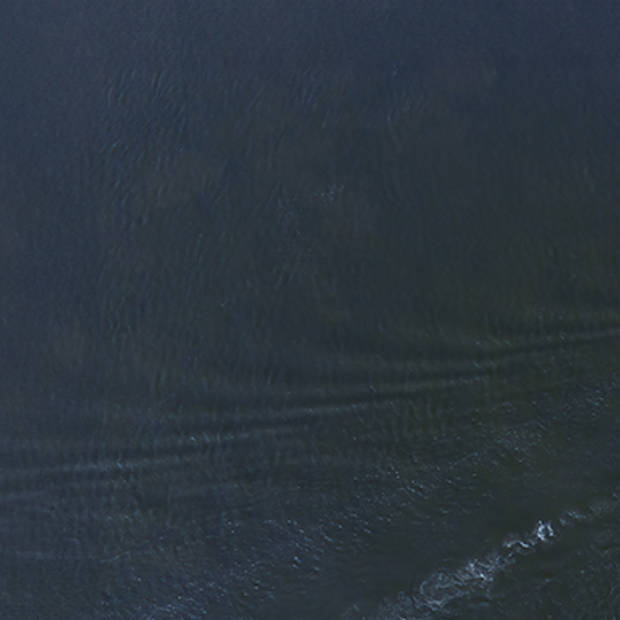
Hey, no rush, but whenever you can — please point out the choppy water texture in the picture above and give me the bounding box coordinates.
[2,1,620,618]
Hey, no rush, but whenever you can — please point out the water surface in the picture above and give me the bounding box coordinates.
[1,1,620,617]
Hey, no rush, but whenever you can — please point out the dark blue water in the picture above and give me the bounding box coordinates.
[2,1,620,618]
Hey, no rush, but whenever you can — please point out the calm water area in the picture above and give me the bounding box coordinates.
[2,2,620,618]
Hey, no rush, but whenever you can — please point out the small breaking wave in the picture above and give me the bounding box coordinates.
[370,490,620,619]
